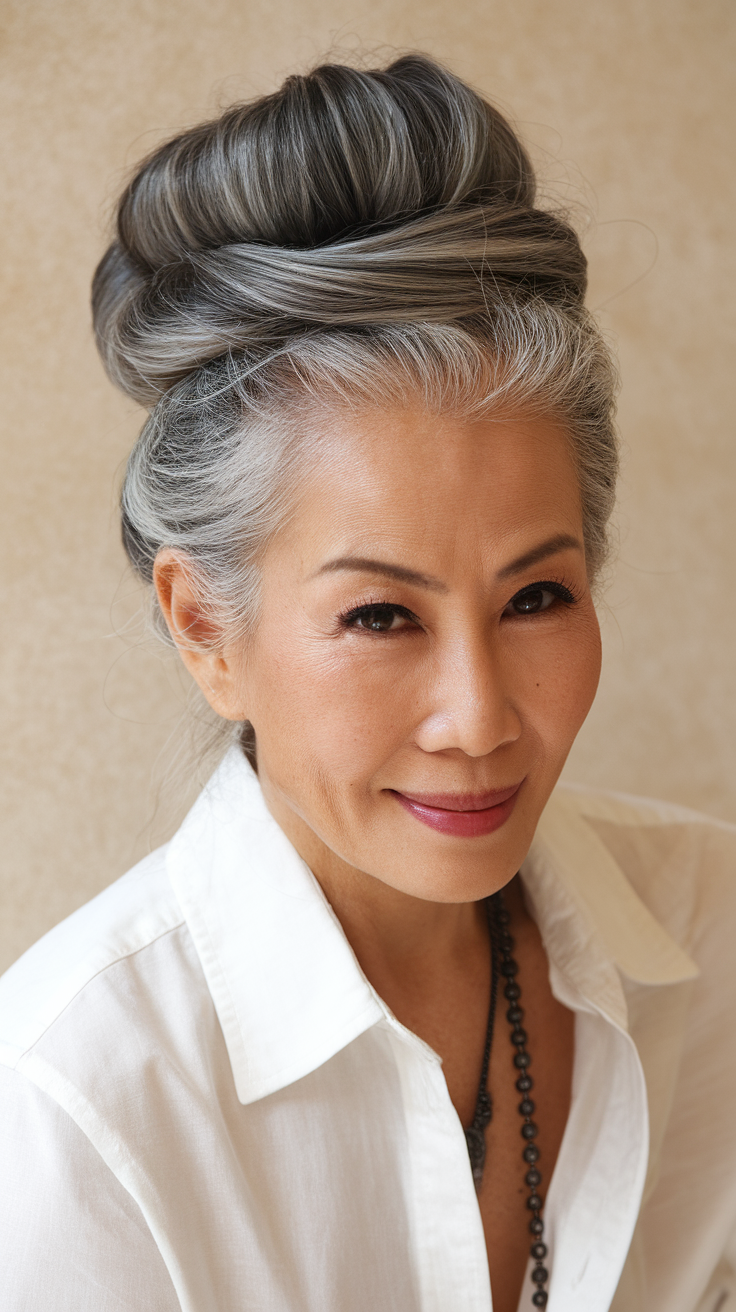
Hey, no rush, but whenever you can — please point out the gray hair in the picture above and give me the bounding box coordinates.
[93,54,618,656]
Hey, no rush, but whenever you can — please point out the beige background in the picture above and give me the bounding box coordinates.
[1,0,734,971]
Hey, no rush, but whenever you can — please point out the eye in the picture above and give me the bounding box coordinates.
[340,603,418,633]
[504,581,577,617]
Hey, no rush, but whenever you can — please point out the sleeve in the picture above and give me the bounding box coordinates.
[0,1064,181,1311]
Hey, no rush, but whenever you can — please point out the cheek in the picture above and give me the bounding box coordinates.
[521,610,602,751]
[246,629,417,785]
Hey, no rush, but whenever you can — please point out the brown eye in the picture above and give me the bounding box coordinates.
[511,588,552,615]
[504,582,576,617]
[355,605,404,632]
[340,603,419,633]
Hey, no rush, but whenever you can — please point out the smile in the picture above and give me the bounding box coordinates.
[389,783,522,837]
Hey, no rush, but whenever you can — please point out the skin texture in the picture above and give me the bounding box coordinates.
[155,404,601,1312]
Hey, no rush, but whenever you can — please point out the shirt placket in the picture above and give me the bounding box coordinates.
[384,1019,493,1312]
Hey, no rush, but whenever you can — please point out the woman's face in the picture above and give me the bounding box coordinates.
[183,405,601,902]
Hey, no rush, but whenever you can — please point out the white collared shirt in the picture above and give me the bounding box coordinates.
[1,748,736,1312]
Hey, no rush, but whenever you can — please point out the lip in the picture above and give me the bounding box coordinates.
[389,782,523,837]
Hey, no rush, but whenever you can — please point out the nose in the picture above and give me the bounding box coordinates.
[413,633,522,758]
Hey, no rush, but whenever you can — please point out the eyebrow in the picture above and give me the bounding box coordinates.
[496,532,584,579]
[315,557,448,591]
[315,534,583,591]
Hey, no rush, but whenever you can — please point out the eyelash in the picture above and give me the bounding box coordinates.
[508,579,581,611]
[337,598,420,631]
[338,579,582,632]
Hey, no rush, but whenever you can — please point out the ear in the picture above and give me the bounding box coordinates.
[153,549,248,722]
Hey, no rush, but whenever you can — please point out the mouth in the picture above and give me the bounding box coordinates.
[388,782,523,837]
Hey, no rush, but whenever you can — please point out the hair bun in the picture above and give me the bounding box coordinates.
[93,54,587,407]
[95,206,586,406]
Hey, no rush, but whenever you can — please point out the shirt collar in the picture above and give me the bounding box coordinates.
[524,787,698,1030]
[166,747,384,1105]
[167,748,698,1103]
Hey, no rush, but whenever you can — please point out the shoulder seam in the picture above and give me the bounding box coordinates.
[1,919,187,1071]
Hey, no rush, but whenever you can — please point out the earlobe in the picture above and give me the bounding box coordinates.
[152,549,248,722]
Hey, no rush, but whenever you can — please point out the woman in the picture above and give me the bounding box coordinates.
[1,53,735,1312]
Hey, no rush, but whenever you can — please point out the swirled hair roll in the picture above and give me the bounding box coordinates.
[92,54,618,645]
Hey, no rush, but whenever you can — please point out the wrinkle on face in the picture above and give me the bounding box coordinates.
[208,402,601,906]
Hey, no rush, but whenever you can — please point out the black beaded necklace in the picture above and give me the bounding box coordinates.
[464,887,550,1309]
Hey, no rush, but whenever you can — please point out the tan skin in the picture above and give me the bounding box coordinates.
[155,405,599,1312]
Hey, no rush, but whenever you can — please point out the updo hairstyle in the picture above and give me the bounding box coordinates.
[93,55,618,654]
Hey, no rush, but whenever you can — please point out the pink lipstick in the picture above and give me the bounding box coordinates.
[390,783,522,837]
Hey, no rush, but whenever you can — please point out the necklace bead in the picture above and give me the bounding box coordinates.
[464,889,550,1308]
[491,890,551,1308]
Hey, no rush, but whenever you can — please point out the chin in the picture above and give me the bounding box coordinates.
[365,812,536,904]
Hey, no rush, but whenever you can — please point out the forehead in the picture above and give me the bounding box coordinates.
[282,405,583,570]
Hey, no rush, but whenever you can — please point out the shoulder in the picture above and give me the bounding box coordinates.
[0,846,187,1069]
[557,780,736,834]
[555,782,736,957]
[0,838,233,1210]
